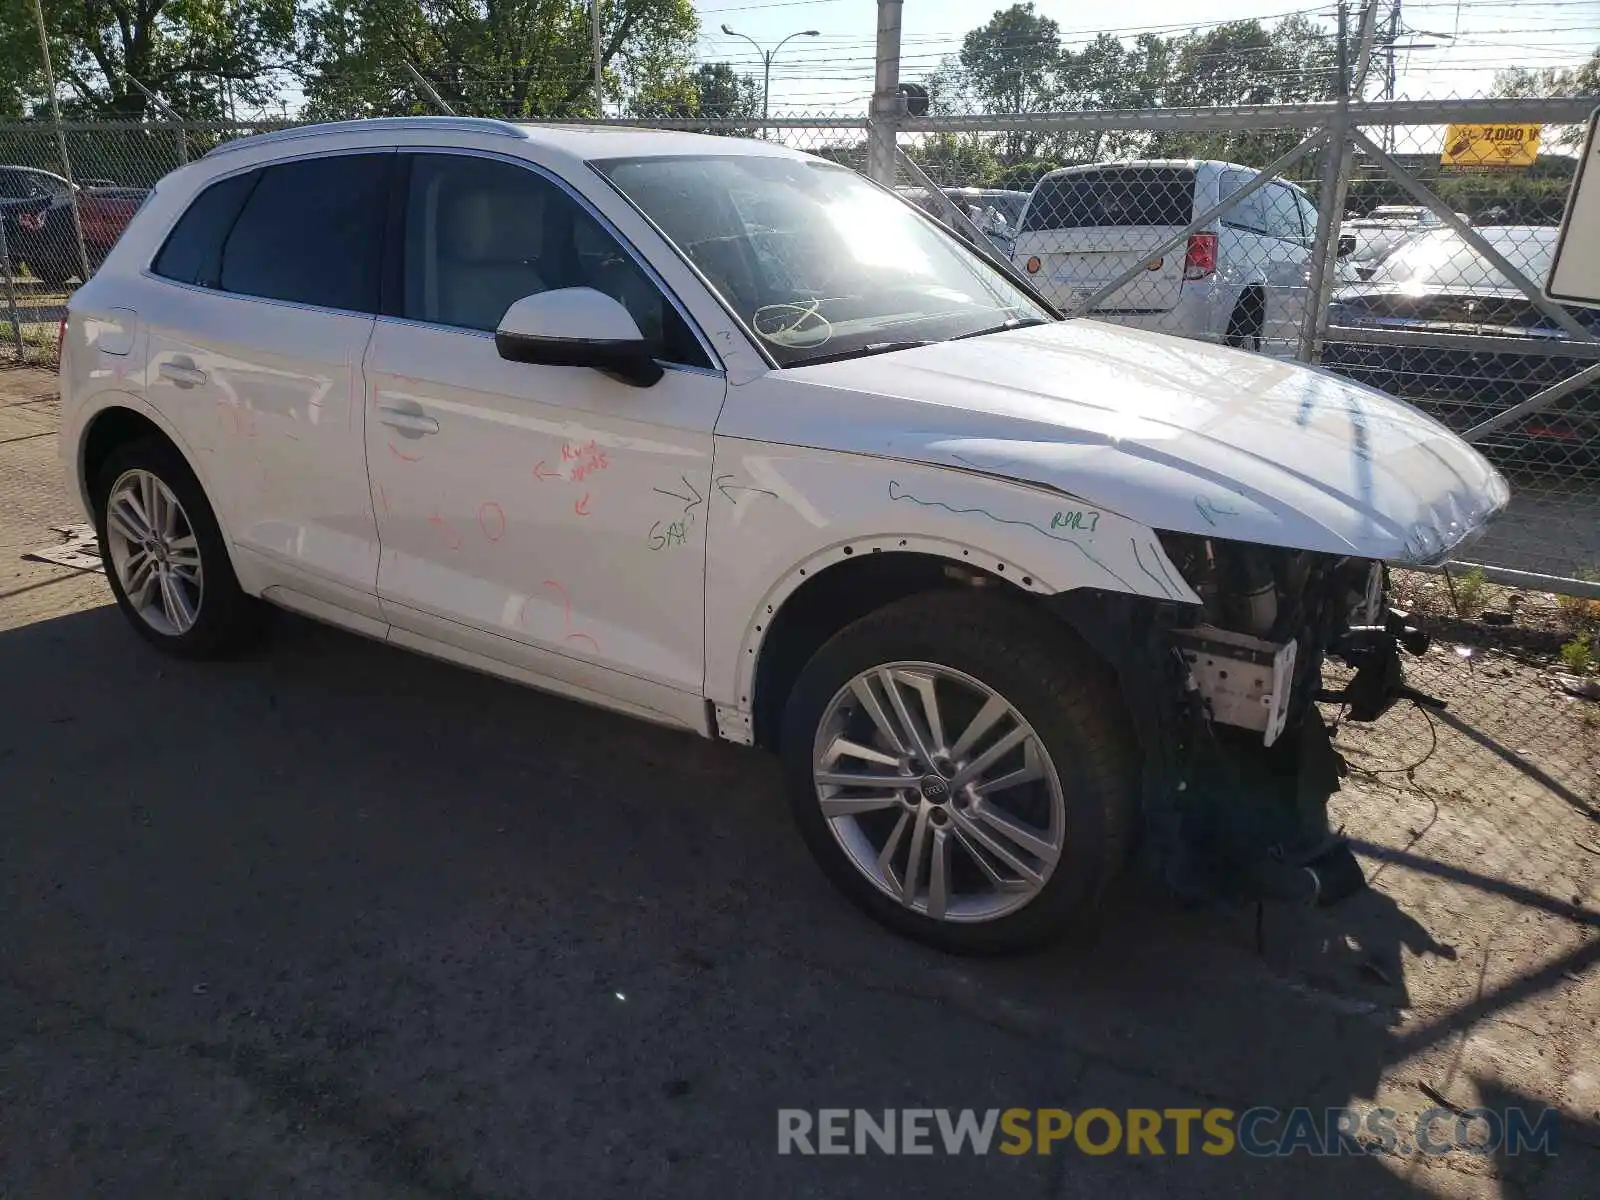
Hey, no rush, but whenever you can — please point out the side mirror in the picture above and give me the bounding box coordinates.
[1337,234,1356,258]
[495,287,663,388]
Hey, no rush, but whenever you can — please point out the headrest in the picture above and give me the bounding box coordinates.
[440,188,545,263]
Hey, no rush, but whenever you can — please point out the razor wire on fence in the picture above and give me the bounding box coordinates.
[0,97,1596,607]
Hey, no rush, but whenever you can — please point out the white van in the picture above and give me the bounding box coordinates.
[1013,160,1323,354]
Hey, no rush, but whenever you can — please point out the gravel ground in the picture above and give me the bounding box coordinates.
[2,367,1597,1199]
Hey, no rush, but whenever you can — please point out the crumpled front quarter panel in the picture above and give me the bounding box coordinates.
[702,437,1197,710]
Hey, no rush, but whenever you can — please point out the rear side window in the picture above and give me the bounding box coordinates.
[1022,168,1195,231]
[217,153,391,312]
[152,171,258,287]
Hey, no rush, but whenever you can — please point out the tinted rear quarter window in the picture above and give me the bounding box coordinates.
[218,153,391,312]
[1023,168,1195,231]
[152,171,258,286]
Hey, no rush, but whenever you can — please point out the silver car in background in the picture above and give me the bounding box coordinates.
[1012,160,1325,355]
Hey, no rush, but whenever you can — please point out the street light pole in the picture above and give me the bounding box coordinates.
[719,25,820,133]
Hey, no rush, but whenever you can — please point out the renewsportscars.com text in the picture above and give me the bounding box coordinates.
[777,1106,1560,1158]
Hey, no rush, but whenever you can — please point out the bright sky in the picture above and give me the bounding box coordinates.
[693,0,1599,114]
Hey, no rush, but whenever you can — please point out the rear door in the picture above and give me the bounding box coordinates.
[142,152,390,623]
[1013,167,1194,313]
[1219,174,1313,354]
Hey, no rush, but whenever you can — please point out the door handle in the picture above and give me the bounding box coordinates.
[377,405,440,437]
[159,361,208,388]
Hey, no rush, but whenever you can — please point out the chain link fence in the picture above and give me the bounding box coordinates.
[0,95,1592,825]
[0,99,1596,607]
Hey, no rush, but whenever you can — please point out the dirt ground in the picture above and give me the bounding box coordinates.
[2,365,1597,1198]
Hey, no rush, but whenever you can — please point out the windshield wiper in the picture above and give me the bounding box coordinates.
[950,317,1052,341]
[794,340,933,366]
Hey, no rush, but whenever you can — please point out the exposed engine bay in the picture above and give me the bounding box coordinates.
[1052,534,1445,910]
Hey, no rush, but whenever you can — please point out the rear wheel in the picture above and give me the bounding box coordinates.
[95,438,267,658]
[781,591,1138,954]
[1225,289,1264,352]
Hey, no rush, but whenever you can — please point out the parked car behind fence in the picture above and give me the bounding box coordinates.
[1011,160,1329,356]
[0,165,148,286]
[1322,225,1599,474]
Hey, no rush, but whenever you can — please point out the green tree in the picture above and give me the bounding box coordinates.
[690,61,760,119]
[1493,47,1600,148]
[1154,16,1338,164]
[907,132,999,188]
[298,0,698,120]
[0,0,295,119]
[626,60,760,122]
[957,3,1061,160]
[1054,32,1173,162]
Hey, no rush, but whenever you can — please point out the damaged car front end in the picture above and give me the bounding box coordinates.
[1056,529,1482,909]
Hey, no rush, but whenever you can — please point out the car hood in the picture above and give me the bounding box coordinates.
[764,319,1509,564]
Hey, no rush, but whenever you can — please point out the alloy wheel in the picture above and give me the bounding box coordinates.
[811,662,1067,923]
[104,468,204,636]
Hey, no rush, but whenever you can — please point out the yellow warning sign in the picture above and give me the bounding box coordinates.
[1440,123,1542,169]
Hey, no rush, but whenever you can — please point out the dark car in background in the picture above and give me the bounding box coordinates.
[1322,225,1600,474]
[896,186,1031,253]
[0,166,149,286]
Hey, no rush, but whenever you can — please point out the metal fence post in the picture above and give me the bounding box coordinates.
[30,0,92,283]
[1299,0,1385,364]
[866,0,903,185]
[0,219,25,362]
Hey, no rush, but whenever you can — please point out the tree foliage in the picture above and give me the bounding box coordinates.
[0,0,296,119]
[624,60,761,122]
[922,6,1347,168]
[1493,47,1600,148]
[298,0,699,120]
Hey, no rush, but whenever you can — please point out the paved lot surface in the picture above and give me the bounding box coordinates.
[2,367,1597,1198]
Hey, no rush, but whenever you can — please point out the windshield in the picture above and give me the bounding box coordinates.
[1368,227,1556,289]
[593,155,1051,367]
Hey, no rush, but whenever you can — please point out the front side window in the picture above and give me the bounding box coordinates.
[217,153,390,312]
[1260,185,1306,242]
[596,154,1051,367]
[401,153,709,367]
[1294,190,1320,240]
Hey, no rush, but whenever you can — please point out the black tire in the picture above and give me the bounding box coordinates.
[780,590,1139,955]
[94,436,268,659]
[1224,289,1264,352]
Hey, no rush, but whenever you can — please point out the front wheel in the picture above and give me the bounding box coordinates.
[781,591,1138,954]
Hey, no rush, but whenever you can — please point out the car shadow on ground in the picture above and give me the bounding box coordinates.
[0,604,1591,1198]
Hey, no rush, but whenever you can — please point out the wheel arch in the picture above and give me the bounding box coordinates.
[742,539,1058,751]
[77,399,237,551]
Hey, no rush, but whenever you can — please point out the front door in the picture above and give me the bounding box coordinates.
[365,150,725,725]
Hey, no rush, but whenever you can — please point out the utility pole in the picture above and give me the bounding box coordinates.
[593,0,604,118]
[29,0,91,282]
[1384,0,1401,151]
[1299,0,1385,364]
[866,0,903,185]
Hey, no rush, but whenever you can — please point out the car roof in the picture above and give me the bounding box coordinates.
[204,117,813,172]
[1036,159,1250,180]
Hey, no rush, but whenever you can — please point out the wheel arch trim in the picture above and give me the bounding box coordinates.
[74,393,242,558]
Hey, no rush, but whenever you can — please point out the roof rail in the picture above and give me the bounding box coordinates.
[205,117,528,158]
